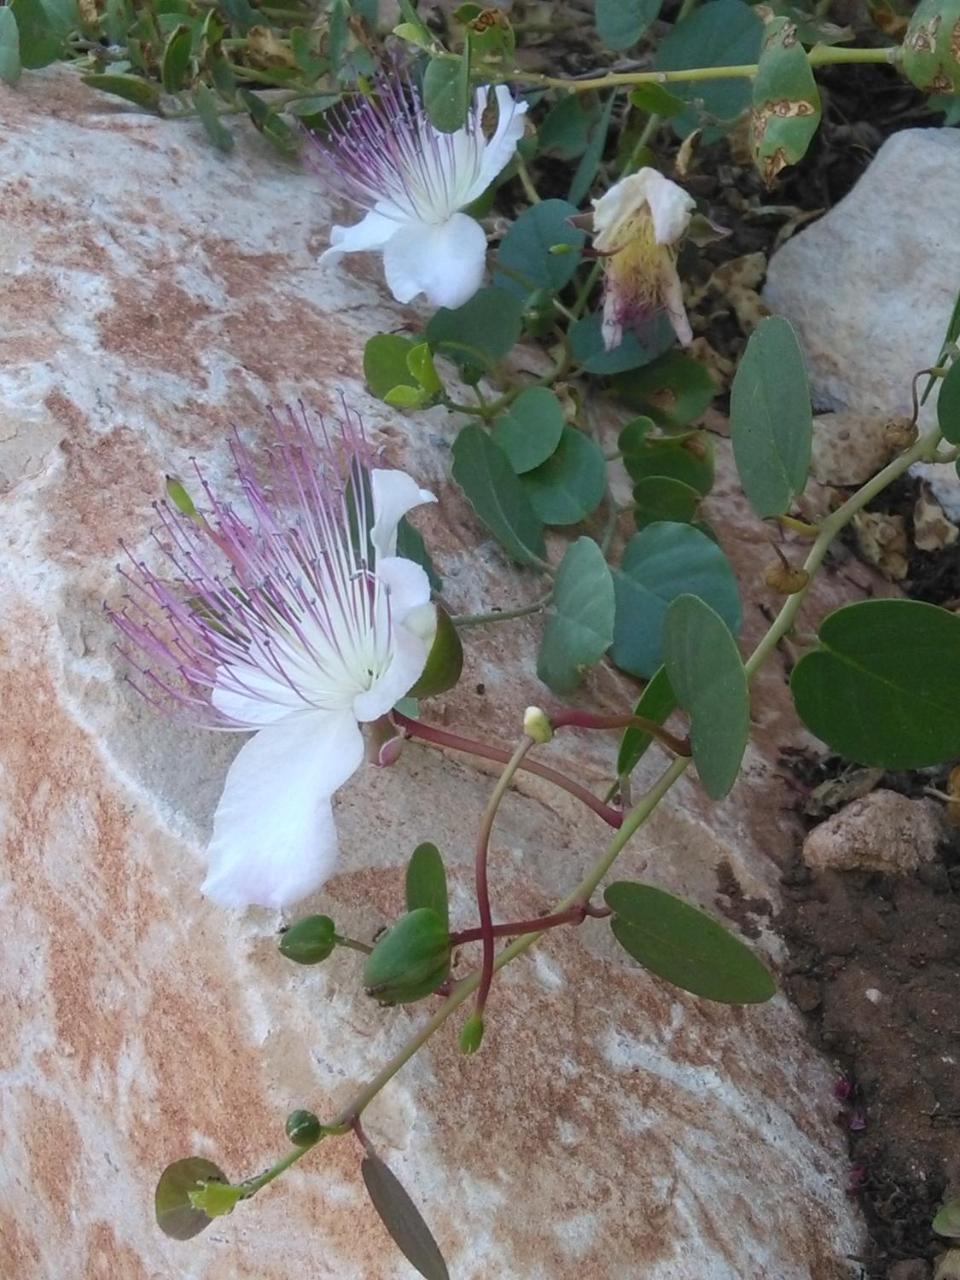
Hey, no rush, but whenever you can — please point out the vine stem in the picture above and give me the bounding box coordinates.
[468,44,900,94]
[238,426,941,1198]
[392,711,624,828]
[473,737,533,1018]
[451,595,551,627]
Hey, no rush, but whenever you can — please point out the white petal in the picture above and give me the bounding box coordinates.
[201,710,363,909]
[319,209,399,263]
[370,468,436,560]
[462,85,528,206]
[644,170,695,246]
[592,171,651,249]
[658,259,693,346]
[382,212,487,309]
[353,557,434,722]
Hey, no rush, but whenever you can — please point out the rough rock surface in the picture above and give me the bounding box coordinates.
[810,410,898,487]
[803,790,944,875]
[764,128,960,514]
[0,68,867,1279]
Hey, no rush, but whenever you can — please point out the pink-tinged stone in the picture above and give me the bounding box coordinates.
[803,791,944,875]
[0,67,868,1278]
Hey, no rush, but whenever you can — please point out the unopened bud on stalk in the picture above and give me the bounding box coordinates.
[901,0,960,94]
[285,1109,323,1147]
[764,561,810,594]
[459,1013,485,1055]
[883,416,918,451]
[279,914,337,965]
[523,706,554,744]
[363,908,451,1005]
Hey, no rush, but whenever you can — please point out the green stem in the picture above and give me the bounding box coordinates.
[335,934,374,955]
[451,595,552,627]
[745,427,941,678]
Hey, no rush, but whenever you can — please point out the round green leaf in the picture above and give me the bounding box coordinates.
[569,312,674,375]
[655,0,763,137]
[426,287,523,375]
[632,475,703,529]
[604,881,776,1003]
[790,599,960,769]
[934,1201,960,1240]
[364,333,418,401]
[0,6,21,87]
[422,53,469,133]
[596,0,662,50]
[408,606,463,698]
[729,316,812,518]
[662,594,749,799]
[492,386,566,473]
[616,666,678,777]
[405,842,449,930]
[519,427,606,525]
[611,522,741,679]
[751,17,822,183]
[451,425,546,565]
[537,537,615,694]
[620,422,714,495]
[493,200,585,298]
[612,351,715,428]
[938,358,960,444]
[361,1153,451,1280]
[11,0,75,69]
[155,1157,227,1241]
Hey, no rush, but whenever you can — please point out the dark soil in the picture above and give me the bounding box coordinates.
[777,754,960,1277]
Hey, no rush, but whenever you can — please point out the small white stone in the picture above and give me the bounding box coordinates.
[864,988,882,1005]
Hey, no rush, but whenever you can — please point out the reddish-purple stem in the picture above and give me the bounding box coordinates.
[449,902,611,947]
[548,707,691,757]
[392,712,624,828]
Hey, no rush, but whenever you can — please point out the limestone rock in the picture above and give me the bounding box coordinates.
[803,790,944,874]
[764,128,960,516]
[810,410,897,487]
[0,67,864,1278]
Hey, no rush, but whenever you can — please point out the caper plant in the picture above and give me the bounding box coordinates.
[44,0,960,1271]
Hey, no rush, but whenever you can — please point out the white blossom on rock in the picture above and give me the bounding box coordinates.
[110,407,436,910]
[312,76,527,309]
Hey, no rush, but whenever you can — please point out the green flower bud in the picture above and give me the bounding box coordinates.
[901,0,960,95]
[523,706,554,744]
[278,914,337,965]
[285,1109,322,1147]
[459,1013,485,1055]
[407,605,464,699]
[363,908,451,1005]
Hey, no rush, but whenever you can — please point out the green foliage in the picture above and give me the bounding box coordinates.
[364,334,418,401]
[612,351,716,428]
[620,420,715,496]
[938,358,960,443]
[452,425,546,565]
[422,51,470,133]
[193,81,233,150]
[11,0,76,69]
[407,606,464,698]
[655,0,763,136]
[493,199,585,299]
[632,475,703,528]
[791,599,960,769]
[751,16,821,183]
[729,316,812,518]
[629,82,686,118]
[361,1153,451,1280]
[364,908,451,1005]
[396,517,442,593]
[279,914,337,964]
[616,667,677,776]
[538,537,616,694]
[569,312,674,375]
[662,594,749,799]
[902,0,960,95]
[492,386,566,473]
[82,71,161,107]
[405,842,449,930]
[538,95,596,158]
[611,522,741,679]
[519,427,607,525]
[596,0,663,51]
[459,1012,485,1055]
[934,1202,960,1239]
[0,6,21,86]
[155,1157,227,1240]
[426,287,524,380]
[568,88,616,206]
[604,881,776,1003]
